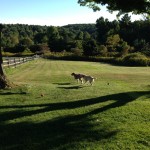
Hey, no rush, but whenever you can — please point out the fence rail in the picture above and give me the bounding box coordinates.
[2,55,39,68]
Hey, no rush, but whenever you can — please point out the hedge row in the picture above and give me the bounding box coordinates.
[44,53,150,67]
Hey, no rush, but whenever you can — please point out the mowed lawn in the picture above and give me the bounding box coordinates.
[0,58,150,150]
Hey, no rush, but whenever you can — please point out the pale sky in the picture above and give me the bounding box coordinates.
[0,0,143,26]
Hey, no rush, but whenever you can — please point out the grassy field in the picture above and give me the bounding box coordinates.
[0,58,150,150]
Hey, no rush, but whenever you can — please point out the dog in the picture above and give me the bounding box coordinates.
[71,73,96,85]
[71,73,85,84]
[82,75,96,85]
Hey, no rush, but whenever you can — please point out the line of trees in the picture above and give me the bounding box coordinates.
[1,14,150,57]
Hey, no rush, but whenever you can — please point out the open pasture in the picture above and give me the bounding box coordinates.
[0,58,150,150]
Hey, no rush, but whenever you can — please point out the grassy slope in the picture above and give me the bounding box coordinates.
[0,58,150,150]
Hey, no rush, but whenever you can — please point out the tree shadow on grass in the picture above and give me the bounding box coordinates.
[0,91,150,149]
[0,114,118,150]
[0,92,27,95]
[0,87,28,95]
[0,91,149,122]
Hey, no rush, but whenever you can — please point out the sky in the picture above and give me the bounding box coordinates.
[0,0,143,26]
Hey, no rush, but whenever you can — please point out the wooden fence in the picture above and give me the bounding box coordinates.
[2,55,39,68]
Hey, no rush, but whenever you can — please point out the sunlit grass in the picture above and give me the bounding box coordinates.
[0,58,150,150]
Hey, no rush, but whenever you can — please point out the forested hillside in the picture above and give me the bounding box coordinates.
[1,14,150,58]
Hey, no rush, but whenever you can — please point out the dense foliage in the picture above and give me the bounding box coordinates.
[78,0,150,15]
[1,15,150,61]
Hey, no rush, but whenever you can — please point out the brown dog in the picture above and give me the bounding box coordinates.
[71,73,84,84]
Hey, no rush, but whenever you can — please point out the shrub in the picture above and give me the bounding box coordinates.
[2,52,15,57]
[99,45,108,57]
[21,48,34,56]
[71,48,83,56]
[141,43,150,56]
[122,53,149,66]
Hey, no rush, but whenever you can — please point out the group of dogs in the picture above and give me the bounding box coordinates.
[71,72,96,85]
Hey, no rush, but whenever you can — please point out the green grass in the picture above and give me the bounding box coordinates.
[0,58,150,150]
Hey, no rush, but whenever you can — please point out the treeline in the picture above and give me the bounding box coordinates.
[1,14,150,65]
[1,23,96,55]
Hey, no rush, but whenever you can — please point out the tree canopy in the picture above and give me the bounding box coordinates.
[78,0,150,15]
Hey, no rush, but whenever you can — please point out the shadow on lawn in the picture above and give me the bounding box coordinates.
[53,82,83,89]
[52,82,71,85]
[0,91,150,149]
[0,92,27,95]
[58,85,83,89]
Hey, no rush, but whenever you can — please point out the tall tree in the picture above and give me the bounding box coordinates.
[47,26,61,51]
[96,17,110,44]
[83,39,99,56]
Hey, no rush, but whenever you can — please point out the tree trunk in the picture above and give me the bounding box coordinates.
[0,49,8,89]
[0,67,8,89]
[0,24,11,89]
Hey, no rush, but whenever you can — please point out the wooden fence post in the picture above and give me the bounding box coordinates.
[7,59,10,67]
[14,58,16,68]
[19,57,21,64]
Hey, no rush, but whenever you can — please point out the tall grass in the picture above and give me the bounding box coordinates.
[0,58,150,150]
